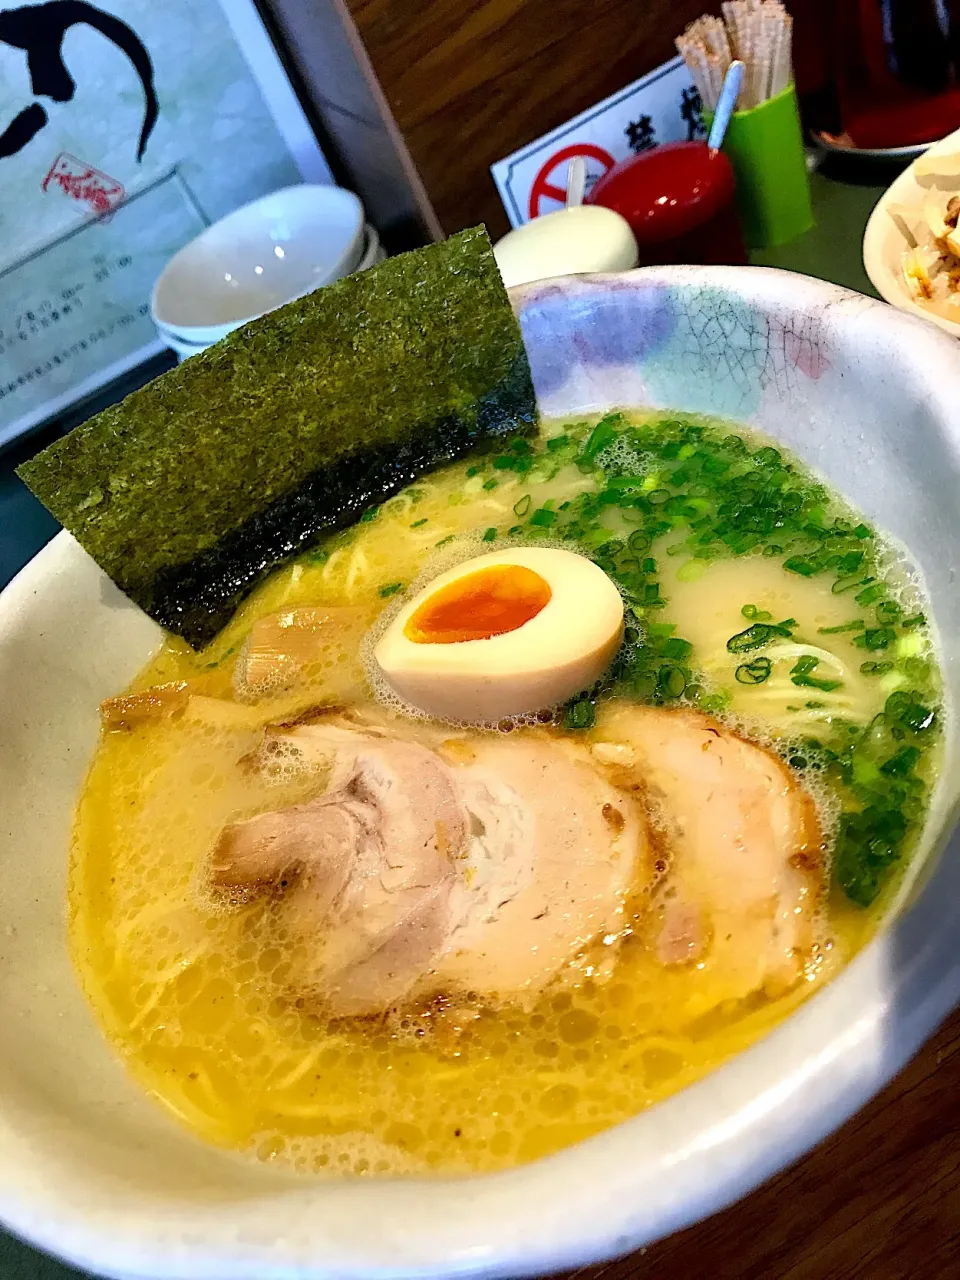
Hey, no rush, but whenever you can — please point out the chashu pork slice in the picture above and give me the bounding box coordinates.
[211,724,466,1016]
[593,705,825,1005]
[210,721,646,1016]
[432,735,646,1002]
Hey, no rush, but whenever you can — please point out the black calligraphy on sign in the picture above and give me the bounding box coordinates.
[624,114,656,154]
[681,86,706,141]
[0,1,157,162]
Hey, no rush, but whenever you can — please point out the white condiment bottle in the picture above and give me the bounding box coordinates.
[494,204,639,289]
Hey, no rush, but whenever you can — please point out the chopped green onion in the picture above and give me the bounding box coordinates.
[855,583,885,606]
[832,574,865,595]
[379,582,404,597]
[546,434,570,452]
[837,550,865,574]
[741,603,773,621]
[564,699,596,730]
[886,692,936,733]
[735,657,772,684]
[513,495,531,517]
[627,529,651,553]
[788,653,841,691]
[875,600,901,624]
[726,618,796,652]
[860,660,894,676]
[662,637,693,660]
[410,518,428,529]
[482,478,499,491]
[880,746,921,777]
[493,454,528,472]
[818,620,864,634]
[581,416,620,461]
[902,704,937,733]
[783,556,819,577]
[791,654,820,676]
[791,674,842,692]
[529,508,557,527]
[657,666,686,698]
[481,527,497,542]
[902,613,927,630]
[853,627,896,651]
[753,446,781,466]
[648,488,671,505]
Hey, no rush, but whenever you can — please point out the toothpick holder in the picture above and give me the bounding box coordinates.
[705,83,814,250]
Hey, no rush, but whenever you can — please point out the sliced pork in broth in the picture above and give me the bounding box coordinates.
[594,706,824,1005]
[211,717,645,1014]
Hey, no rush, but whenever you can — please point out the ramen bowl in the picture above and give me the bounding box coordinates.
[1,266,959,1279]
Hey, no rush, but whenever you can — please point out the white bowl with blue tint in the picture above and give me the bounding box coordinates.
[0,267,958,1280]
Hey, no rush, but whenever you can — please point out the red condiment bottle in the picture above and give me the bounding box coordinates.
[586,141,747,267]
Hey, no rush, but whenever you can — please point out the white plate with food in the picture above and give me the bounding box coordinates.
[1,238,959,1279]
[863,125,960,336]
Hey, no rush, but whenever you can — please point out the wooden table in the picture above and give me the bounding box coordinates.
[566,1009,960,1280]
[4,162,958,1280]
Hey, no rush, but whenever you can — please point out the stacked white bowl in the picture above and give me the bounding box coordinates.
[150,185,386,361]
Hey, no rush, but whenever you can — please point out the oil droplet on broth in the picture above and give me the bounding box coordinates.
[68,413,925,1177]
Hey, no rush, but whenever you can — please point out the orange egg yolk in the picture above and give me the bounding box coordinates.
[404,565,552,644]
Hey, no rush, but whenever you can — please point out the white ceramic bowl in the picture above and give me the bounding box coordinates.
[2,267,960,1280]
[863,125,960,338]
[151,185,365,346]
[155,223,386,361]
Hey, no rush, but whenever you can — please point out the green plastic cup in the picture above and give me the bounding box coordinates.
[705,83,814,250]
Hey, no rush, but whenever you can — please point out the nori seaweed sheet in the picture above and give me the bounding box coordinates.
[18,227,536,647]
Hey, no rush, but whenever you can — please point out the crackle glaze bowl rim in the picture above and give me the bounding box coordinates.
[0,265,958,1280]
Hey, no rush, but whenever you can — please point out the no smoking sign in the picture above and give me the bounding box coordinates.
[492,56,703,228]
[527,143,615,219]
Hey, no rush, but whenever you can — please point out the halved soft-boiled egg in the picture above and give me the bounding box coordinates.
[373,547,624,722]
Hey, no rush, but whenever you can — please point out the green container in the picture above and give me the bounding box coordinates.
[706,83,814,250]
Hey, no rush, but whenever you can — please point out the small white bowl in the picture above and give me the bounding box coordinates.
[151,185,365,346]
[155,222,386,361]
[863,126,960,338]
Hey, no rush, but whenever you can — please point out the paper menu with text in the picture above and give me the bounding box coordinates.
[0,0,333,448]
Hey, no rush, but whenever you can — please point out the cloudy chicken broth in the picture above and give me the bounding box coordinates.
[71,412,942,1176]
